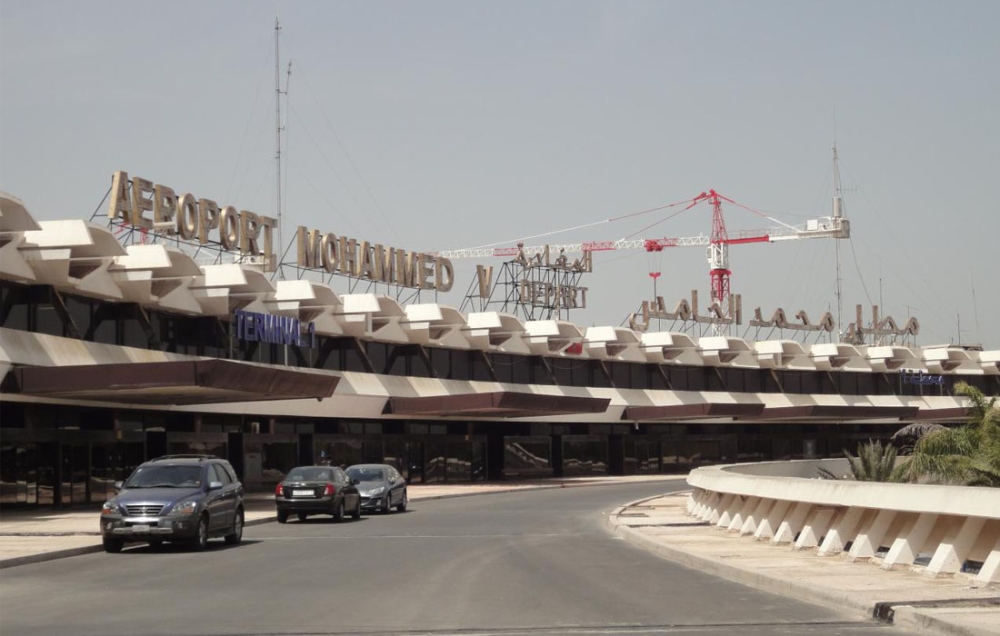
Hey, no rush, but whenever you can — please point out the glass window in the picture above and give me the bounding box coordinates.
[1,282,29,330]
[126,465,203,488]
[503,436,551,479]
[562,436,607,476]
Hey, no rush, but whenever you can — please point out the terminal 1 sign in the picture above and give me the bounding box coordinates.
[234,309,316,348]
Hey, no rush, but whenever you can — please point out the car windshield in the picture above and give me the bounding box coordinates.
[286,467,332,482]
[125,465,203,488]
[346,467,385,482]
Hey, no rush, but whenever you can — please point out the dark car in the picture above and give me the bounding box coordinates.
[99,455,244,553]
[346,464,407,514]
[275,465,361,523]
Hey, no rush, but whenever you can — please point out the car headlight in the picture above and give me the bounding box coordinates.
[101,501,122,516]
[368,486,385,496]
[167,500,199,516]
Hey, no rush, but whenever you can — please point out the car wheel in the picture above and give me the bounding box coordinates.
[103,538,123,553]
[383,495,393,515]
[297,512,308,522]
[277,510,288,524]
[192,515,209,551]
[396,489,407,513]
[332,499,344,523]
[225,508,244,545]
[351,499,361,520]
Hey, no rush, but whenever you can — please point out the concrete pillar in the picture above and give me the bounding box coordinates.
[818,506,865,556]
[755,499,792,541]
[883,513,938,570]
[686,490,703,516]
[698,492,722,522]
[728,496,759,532]
[925,516,987,578]
[710,494,735,525]
[795,507,836,551]
[773,502,812,545]
[849,509,896,561]
[740,498,774,536]
[974,537,1000,585]
[717,495,743,529]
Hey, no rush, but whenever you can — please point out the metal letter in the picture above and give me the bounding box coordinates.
[108,171,132,222]
[219,206,240,251]
[153,185,177,232]
[176,193,199,240]
[240,211,261,256]
[197,199,220,245]
[129,177,155,229]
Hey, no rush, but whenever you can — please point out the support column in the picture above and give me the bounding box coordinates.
[755,499,792,542]
[728,496,759,532]
[698,492,722,522]
[795,507,837,551]
[849,509,896,561]
[883,514,937,570]
[975,537,1000,585]
[710,494,735,525]
[773,502,812,545]
[740,498,774,536]
[819,506,865,556]
[925,516,987,578]
[717,495,743,529]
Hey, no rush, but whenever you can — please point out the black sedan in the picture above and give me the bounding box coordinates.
[346,464,408,514]
[275,466,361,523]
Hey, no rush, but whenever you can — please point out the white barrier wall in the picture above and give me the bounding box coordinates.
[686,460,1000,585]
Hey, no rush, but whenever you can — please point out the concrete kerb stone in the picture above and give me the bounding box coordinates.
[608,496,1000,636]
[607,509,877,621]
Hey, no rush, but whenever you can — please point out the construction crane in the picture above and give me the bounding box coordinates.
[437,189,850,307]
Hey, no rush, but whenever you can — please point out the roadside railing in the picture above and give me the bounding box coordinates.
[685,459,1000,586]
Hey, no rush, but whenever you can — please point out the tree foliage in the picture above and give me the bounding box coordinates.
[818,439,899,482]
[893,382,1000,487]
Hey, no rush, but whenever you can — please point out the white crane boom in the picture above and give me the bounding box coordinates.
[436,215,848,259]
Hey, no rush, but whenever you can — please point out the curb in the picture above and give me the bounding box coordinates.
[893,606,1000,636]
[607,498,999,636]
[0,544,105,570]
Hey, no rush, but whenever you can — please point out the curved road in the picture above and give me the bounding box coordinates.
[1,481,913,636]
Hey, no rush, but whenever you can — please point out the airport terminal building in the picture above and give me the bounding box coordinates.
[2,186,998,508]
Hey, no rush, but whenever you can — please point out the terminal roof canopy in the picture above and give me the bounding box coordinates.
[385,392,610,418]
[14,360,339,405]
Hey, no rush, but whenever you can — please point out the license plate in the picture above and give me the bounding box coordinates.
[132,524,150,533]
[292,489,314,497]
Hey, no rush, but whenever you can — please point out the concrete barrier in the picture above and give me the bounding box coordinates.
[686,459,1000,586]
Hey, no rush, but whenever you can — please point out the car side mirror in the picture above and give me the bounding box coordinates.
[351,478,360,486]
[208,481,224,491]
[114,481,123,490]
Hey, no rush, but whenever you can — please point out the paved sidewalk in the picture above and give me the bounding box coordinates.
[0,474,681,568]
[609,492,1000,636]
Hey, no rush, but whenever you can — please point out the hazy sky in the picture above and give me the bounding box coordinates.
[2,1,998,349]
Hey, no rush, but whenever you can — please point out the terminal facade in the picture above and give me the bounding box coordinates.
[2,191,998,508]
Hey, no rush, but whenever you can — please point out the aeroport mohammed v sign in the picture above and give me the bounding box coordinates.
[107,171,278,271]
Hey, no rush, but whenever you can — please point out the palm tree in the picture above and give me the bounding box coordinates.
[894,382,1000,487]
[818,439,898,482]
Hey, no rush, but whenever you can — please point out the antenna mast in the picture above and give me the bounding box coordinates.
[832,143,845,339]
[274,16,288,272]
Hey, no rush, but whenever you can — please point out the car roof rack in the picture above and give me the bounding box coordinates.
[150,454,216,462]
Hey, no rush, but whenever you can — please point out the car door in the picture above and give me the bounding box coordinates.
[336,468,358,511]
[388,467,403,505]
[206,464,232,532]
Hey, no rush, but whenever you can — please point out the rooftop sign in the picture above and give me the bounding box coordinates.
[107,171,277,271]
[295,226,455,292]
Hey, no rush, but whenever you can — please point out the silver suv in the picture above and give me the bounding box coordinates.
[99,455,244,553]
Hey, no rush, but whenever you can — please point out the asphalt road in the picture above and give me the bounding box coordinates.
[0,481,914,636]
